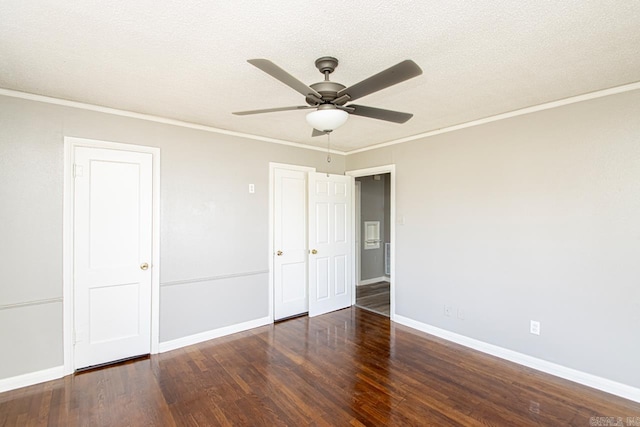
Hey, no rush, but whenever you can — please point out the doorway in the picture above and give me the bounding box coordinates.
[270,164,354,321]
[347,165,395,319]
[355,173,391,316]
[63,137,160,374]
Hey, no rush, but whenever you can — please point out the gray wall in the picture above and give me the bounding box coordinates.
[0,94,345,380]
[3,88,639,390]
[346,89,640,388]
[357,174,390,281]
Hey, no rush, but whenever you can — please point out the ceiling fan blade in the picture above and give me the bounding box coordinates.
[348,105,414,123]
[248,59,322,99]
[335,105,355,113]
[233,105,315,116]
[337,60,422,102]
[312,128,328,137]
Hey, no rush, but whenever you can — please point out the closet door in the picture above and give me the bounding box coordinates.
[73,146,152,369]
[273,167,309,320]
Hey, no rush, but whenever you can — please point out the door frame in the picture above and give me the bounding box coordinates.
[63,136,161,374]
[354,180,361,287]
[346,165,396,320]
[268,162,315,321]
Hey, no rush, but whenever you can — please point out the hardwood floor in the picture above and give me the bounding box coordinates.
[1,307,638,426]
[356,281,390,316]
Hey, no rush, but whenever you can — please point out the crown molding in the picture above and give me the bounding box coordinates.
[346,81,640,155]
[0,88,345,155]
[3,81,639,157]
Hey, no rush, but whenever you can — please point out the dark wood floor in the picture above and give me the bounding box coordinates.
[1,307,639,426]
[356,281,390,316]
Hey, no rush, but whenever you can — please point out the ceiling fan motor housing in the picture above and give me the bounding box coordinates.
[306,81,346,105]
[314,56,339,74]
[305,57,346,105]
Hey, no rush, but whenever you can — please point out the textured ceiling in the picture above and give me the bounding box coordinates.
[1,1,639,152]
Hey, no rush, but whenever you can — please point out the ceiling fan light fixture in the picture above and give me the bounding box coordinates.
[305,106,348,132]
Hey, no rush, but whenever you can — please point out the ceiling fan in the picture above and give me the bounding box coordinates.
[233,56,422,135]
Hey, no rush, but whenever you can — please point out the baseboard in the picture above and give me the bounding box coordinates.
[393,315,640,403]
[6,317,636,403]
[159,316,272,353]
[0,317,273,393]
[358,276,389,286]
[0,365,65,394]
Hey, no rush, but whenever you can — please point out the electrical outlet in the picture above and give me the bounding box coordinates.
[249,184,255,193]
[530,320,541,335]
[457,309,465,320]
[444,305,453,317]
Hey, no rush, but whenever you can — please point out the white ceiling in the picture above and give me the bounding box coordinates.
[1,1,639,152]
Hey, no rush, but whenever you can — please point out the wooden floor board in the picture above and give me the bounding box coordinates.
[356,281,390,316]
[1,307,638,426]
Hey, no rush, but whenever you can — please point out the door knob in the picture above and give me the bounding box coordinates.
[140,263,149,270]
[311,249,317,254]
[276,250,283,256]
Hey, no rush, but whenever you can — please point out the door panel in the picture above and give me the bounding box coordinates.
[281,263,306,302]
[334,203,347,242]
[316,203,329,244]
[89,283,140,343]
[335,255,347,295]
[74,147,152,369]
[274,168,308,320]
[88,161,140,269]
[308,172,353,317]
[315,256,330,300]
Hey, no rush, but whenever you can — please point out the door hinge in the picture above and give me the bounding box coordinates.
[73,164,84,178]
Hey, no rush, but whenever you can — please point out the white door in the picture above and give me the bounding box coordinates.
[273,168,309,320]
[73,147,153,369]
[308,172,353,317]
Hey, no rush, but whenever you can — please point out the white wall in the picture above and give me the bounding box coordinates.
[346,89,640,388]
[0,94,344,380]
